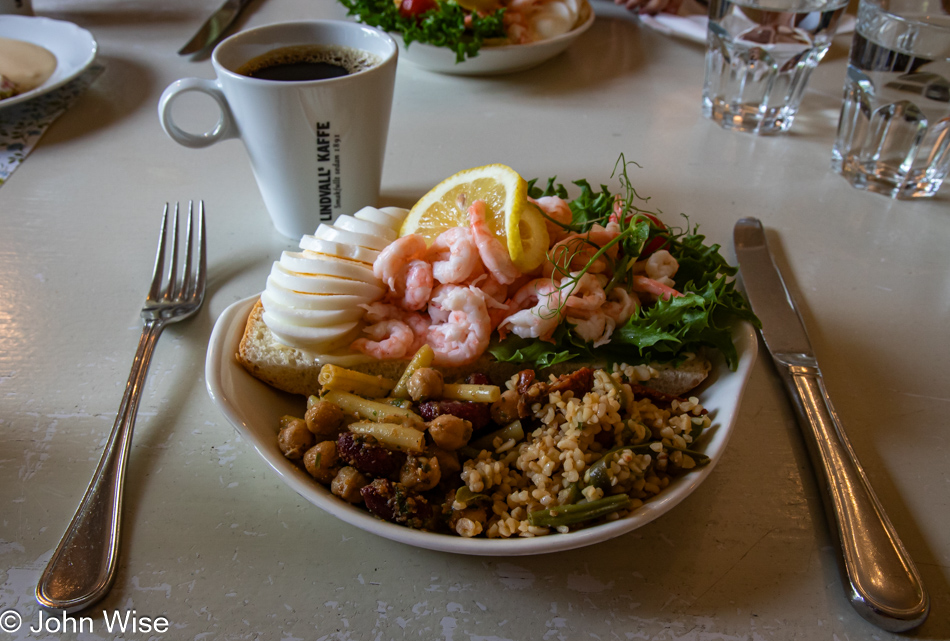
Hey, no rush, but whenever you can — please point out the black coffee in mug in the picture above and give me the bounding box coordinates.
[237,44,380,81]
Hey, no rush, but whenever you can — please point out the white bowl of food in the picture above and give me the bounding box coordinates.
[206,162,760,555]
[344,0,595,75]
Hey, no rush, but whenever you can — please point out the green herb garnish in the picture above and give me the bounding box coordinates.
[338,0,506,63]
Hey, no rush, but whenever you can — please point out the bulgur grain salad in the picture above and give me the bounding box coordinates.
[276,352,711,538]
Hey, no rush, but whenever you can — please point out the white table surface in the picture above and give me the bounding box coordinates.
[1,0,948,639]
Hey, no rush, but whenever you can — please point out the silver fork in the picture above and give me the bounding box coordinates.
[35,202,207,613]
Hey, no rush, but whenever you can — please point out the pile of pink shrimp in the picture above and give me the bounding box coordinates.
[350,195,684,367]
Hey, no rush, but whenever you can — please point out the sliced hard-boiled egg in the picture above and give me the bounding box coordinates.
[298,235,380,266]
[263,281,374,311]
[267,264,383,298]
[278,251,379,284]
[260,206,410,353]
[313,223,391,251]
[260,291,364,325]
[353,205,407,230]
[332,214,398,243]
[261,315,361,350]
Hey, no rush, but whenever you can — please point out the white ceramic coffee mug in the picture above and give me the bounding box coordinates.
[158,21,397,239]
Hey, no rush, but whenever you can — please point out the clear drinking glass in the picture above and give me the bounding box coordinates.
[702,0,848,134]
[831,0,950,198]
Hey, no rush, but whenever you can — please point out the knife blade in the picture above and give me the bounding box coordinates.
[733,218,929,632]
[178,0,253,56]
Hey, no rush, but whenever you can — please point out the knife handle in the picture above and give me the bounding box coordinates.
[778,363,929,631]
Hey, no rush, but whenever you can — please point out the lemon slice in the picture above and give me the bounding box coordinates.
[508,201,550,272]
[401,164,528,247]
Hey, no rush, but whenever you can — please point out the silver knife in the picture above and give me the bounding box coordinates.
[733,218,929,632]
[178,0,254,56]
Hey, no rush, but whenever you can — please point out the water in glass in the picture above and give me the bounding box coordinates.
[831,0,950,198]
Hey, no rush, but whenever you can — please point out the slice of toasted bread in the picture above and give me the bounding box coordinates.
[237,298,710,398]
[237,300,334,396]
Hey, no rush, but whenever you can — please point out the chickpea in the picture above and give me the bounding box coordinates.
[303,441,339,484]
[491,389,523,425]
[399,454,441,492]
[305,400,346,439]
[331,466,369,504]
[427,414,472,451]
[407,367,443,401]
[278,416,314,460]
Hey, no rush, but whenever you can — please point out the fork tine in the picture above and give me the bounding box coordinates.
[194,201,207,302]
[181,201,195,300]
[164,203,180,302]
[148,204,170,302]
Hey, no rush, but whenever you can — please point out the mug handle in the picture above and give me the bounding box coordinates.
[158,78,237,148]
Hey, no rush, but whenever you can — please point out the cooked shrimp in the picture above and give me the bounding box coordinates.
[563,272,607,312]
[427,227,480,285]
[474,277,512,331]
[427,284,453,325]
[394,259,434,311]
[645,249,678,286]
[543,224,620,278]
[361,301,405,323]
[604,287,639,325]
[360,301,430,354]
[404,312,431,354]
[373,234,434,311]
[468,199,521,285]
[503,9,531,44]
[565,308,612,346]
[351,319,415,360]
[531,196,573,243]
[426,285,492,367]
[630,274,682,301]
[498,278,564,341]
[374,234,427,289]
[611,194,626,221]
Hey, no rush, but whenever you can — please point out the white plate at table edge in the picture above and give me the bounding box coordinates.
[206,293,757,556]
[394,3,595,76]
[0,15,98,110]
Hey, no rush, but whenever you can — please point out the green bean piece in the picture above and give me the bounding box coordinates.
[528,494,633,528]
[563,481,582,505]
[688,416,705,442]
[391,344,434,399]
[602,371,633,415]
[670,445,710,467]
[455,445,480,461]
[624,443,711,467]
[583,444,635,490]
[454,486,489,508]
[469,420,524,451]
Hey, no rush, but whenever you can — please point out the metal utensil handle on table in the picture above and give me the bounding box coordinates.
[733,218,928,632]
[35,202,207,614]
[178,0,253,56]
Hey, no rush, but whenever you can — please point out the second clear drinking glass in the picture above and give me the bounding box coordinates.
[702,0,848,134]
[831,0,950,198]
